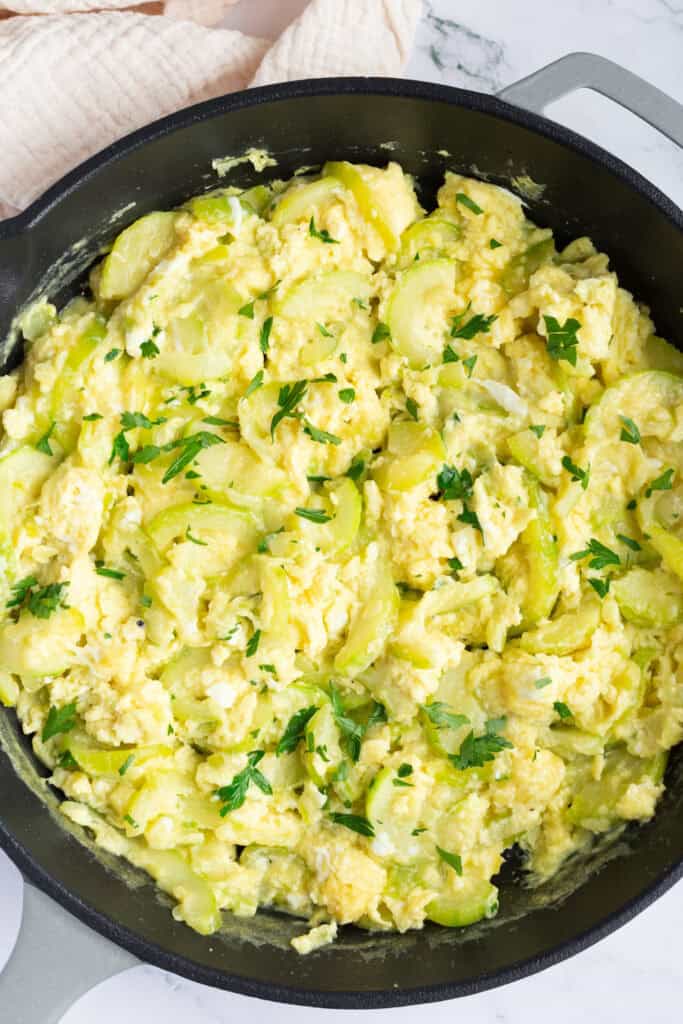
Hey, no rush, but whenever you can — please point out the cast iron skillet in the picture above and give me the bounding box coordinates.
[0,53,682,1018]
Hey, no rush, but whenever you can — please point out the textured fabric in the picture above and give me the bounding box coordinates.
[0,0,422,219]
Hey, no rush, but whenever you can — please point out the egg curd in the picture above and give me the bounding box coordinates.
[2,161,683,953]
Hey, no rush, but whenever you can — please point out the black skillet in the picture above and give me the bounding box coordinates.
[0,52,682,1021]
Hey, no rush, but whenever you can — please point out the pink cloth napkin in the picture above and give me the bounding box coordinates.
[0,0,422,219]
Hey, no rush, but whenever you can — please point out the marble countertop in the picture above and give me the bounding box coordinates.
[1,1,681,1021]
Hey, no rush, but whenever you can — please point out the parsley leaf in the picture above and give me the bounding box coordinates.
[295,506,333,524]
[28,582,69,619]
[617,533,641,552]
[6,575,38,610]
[83,413,102,422]
[216,750,272,815]
[448,556,463,573]
[422,702,469,730]
[303,420,342,445]
[646,468,674,497]
[140,339,159,359]
[449,718,513,770]
[309,217,339,244]
[436,846,463,875]
[185,525,207,546]
[619,415,641,445]
[120,411,163,431]
[406,397,419,421]
[238,300,255,319]
[437,464,474,501]
[534,676,553,689]
[246,629,261,657]
[330,683,365,762]
[443,344,459,363]
[104,348,121,363]
[131,445,161,464]
[554,701,572,720]
[42,701,78,742]
[529,424,546,438]
[317,322,334,337]
[329,812,375,837]
[462,354,478,378]
[456,192,483,215]
[36,422,56,456]
[562,454,590,489]
[458,502,483,535]
[371,322,391,345]
[162,431,224,484]
[270,380,308,438]
[338,388,355,404]
[544,315,581,366]
[259,316,273,353]
[489,238,503,249]
[366,701,388,730]
[346,455,367,482]
[118,754,135,776]
[451,313,497,341]
[109,430,131,466]
[202,416,238,428]
[245,370,264,397]
[397,763,413,778]
[588,577,611,598]
[276,706,318,756]
[95,564,125,580]
[570,538,620,571]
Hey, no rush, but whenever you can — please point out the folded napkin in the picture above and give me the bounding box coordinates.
[0,0,422,220]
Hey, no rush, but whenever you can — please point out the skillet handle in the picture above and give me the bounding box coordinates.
[498,52,683,149]
[1,883,136,1024]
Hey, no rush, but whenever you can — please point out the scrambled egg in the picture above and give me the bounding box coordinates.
[2,161,683,950]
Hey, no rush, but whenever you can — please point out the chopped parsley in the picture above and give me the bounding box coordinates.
[450,311,497,341]
[309,217,339,244]
[36,422,57,456]
[646,468,674,497]
[346,455,366,482]
[458,502,483,535]
[303,421,342,445]
[202,416,238,428]
[271,379,308,438]
[617,534,641,552]
[118,754,135,776]
[83,413,102,421]
[443,344,459,363]
[42,701,77,742]
[562,454,590,489]
[436,846,463,875]
[15,581,69,620]
[276,706,318,756]
[534,676,553,689]
[95,563,125,580]
[238,300,255,319]
[245,370,264,396]
[588,577,611,598]
[570,538,620,571]
[371,322,391,344]
[619,416,641,445]
[456,192,483,215]
[317,322,334,337]
[338,388,355,404]
[108,430,130,466]
[422,702,469,730]
[489,238,503,249]
[329,812,375,837]
[405,397,419,421]
[162,431,224,484]
[437,464,474,501]
[330,683,365,762]
[104,348,121,363]
[448,556,463,573]
[140,339,159,358]
[449,718,513,770]
[215,750,272,815]
[544,315,581,366]
[246,629,261,657]
[462,354,478,378]
[295,507,333,524]
[259,316,273,353]
[553,701,572,720]
[529,424,546,438]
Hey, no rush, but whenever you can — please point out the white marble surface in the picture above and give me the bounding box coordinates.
[1,1,682,1021]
